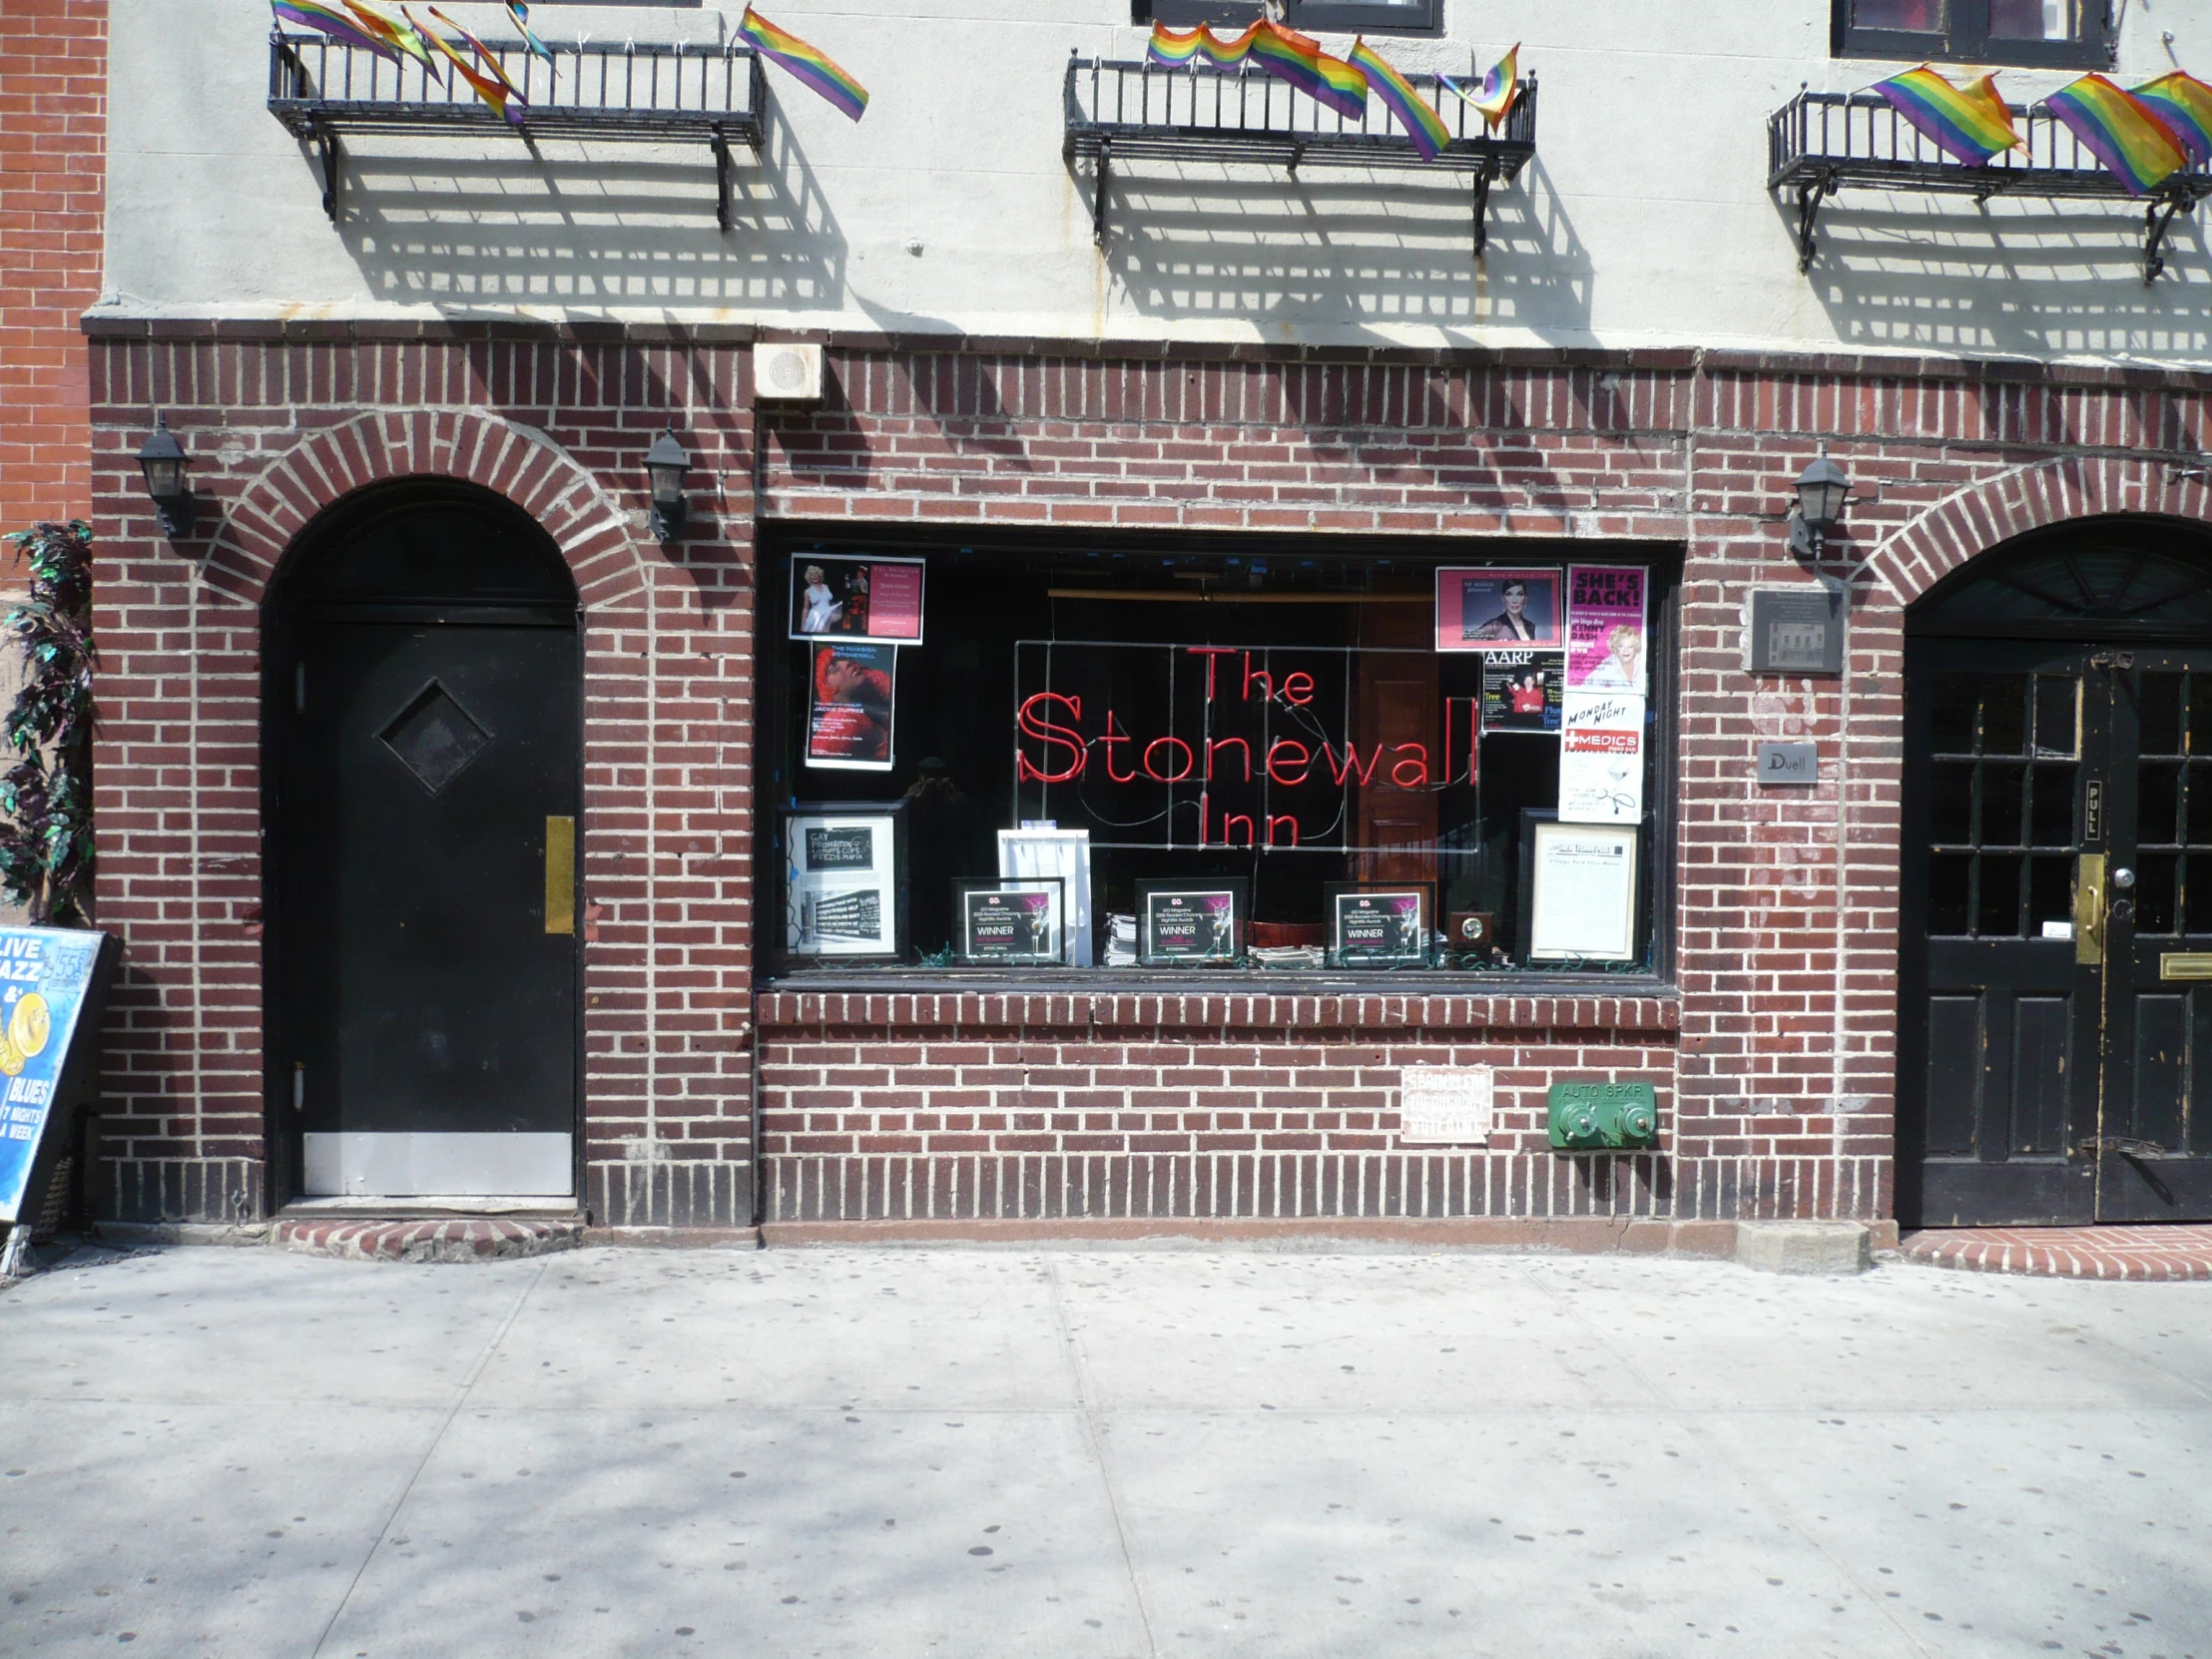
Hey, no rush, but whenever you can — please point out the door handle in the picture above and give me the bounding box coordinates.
[545,816,576,935]
[2075,851,2105,966]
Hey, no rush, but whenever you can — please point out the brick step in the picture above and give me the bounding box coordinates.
[273,1217,583,1264]
[1901,1225,2212,1282]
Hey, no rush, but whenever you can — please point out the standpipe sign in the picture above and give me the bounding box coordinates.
[0,927,109,1226]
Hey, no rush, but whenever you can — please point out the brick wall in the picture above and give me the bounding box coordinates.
[85,319,2212,1227]
[760,991,1701,1223]
[88,325,761,1226]
[0,0,104,534]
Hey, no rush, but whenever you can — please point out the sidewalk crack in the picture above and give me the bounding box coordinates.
[1046,1257,1161,1659]
[307,1258,552,1659]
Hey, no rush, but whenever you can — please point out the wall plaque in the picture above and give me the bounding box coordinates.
[1397,1066,1495,1145]
[1756,742,1819,785]
[1746,587,1844,676]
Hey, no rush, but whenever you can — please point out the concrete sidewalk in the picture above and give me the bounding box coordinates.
[1,1245,2208,1659]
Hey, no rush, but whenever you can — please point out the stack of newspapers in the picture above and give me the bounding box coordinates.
[1249,944,1326,969]
[1104,913,1138,967]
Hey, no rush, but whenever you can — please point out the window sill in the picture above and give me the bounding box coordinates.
[757,972,1680,1034]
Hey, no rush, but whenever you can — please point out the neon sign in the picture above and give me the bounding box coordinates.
[1012,641,1470,853]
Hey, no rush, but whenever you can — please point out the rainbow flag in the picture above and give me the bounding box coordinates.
[739,6,868,122]
[1351,38,1450,161]
[1441,43,1519,130]
[506,1,554,63]
[341,0,439,79]
[1247,22,1366,121]
[2047,73,2187,195]
[1146,22,1260,71]
[272,0,399,62]
[425,5,527,124]
[2131,70,2212,167]
[1872,66,2021,165]
[394,4,450,81]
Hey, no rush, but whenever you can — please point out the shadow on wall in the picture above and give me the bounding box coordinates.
[1097,152,1592,339]
[319,96,847,313]
[1792,194,2212,358]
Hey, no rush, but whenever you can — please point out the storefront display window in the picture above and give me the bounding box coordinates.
[763,535,1674,978]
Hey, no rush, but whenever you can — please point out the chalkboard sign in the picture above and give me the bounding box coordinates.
[0,928,120,1252]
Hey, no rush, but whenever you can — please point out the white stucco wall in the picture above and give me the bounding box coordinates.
[101,1,2212,362]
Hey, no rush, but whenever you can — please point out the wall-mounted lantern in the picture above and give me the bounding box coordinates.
[137,414,196,539]
[646,426,690,541]
[1787,447,1851,559]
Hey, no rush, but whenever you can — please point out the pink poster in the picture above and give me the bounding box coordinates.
[1564,566,1647,693]
[791,556,926,644]
[1434,568,1561,652]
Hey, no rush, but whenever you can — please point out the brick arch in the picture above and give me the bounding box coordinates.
[204,407,647,609]
[1865,453,2212,608]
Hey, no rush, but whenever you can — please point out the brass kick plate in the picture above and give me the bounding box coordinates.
[545,816,576,935]
[2160,952,2212,980]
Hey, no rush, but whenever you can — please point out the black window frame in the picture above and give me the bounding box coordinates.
[756,522,1682,991]
[1833,0,2115,70]
[1134,1,1443,37]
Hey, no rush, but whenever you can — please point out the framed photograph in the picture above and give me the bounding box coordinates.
[790,554,926,644]
[1435,568,1562,652]
[782,803,905,961]
[1565,566,1648,693]
[1518,812,1639,964]
[1326,882,1433,968]
[1478,650,1563,733]
[955,877,1068,966]
[1136,878,1248,966]
[806,639,896,772]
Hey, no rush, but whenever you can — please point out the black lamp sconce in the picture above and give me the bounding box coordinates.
[646,425,690,541]
[137,413,196,538]
[1787,445,1852,560]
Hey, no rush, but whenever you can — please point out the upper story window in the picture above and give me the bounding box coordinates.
[1835,1,2115,69]
[1135,2,1443,36]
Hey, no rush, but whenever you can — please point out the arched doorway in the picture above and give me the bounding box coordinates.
[264,483,582,1202]
[1901,515,2212,1228]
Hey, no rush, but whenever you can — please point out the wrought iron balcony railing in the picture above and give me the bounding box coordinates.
[1064,54,1538,254]
[1769,89,2212,283]
[267,30,767,229]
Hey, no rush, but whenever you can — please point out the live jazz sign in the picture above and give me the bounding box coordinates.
[1012,641,1462,852]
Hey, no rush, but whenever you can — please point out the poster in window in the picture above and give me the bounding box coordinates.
[1564,566,1647,692]
[1435,568,1561,652]
[790,555,925,644]
[1136,879,1247,966]
[955,878,1067,966]
[1558,691,1646,827]
[1327,883,1432,968]
[1478,650,1563,732]
[806,640,896,771]
[784,806,903,958]
[1528,821,1638,962]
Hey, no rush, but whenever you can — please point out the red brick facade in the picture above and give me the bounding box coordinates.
[83,317,2212,1227]
[0,0,105,534]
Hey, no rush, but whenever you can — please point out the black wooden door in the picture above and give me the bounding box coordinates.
[1902,643,2102,1225]
[274,615,579,1197]
[2098,655,2212,1220]
[1904,643,2212,1225]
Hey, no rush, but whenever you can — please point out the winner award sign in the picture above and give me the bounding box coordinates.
[1136,879,1247,966]
[0,927,120,1246]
